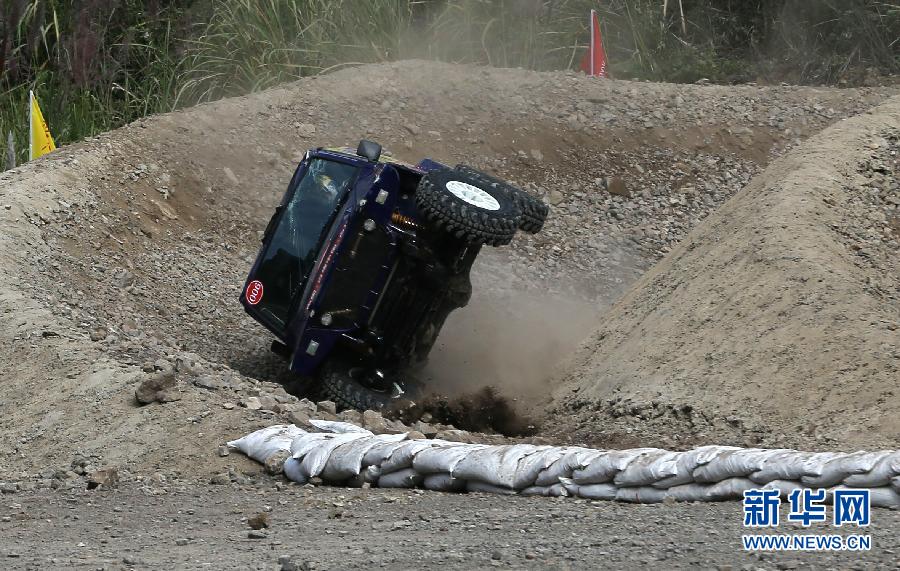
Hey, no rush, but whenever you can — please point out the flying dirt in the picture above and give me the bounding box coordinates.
[1,61,899,568]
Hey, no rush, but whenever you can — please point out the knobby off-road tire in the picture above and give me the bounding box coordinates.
[415,169,521,246]
[454,164,549,234]
[318,362,395,411]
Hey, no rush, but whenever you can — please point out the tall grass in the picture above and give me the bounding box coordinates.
[1,0,898,167]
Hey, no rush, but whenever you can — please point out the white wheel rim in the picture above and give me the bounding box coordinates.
[445,180,500,211]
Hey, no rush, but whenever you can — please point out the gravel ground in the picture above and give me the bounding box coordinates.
[2,483,899,570]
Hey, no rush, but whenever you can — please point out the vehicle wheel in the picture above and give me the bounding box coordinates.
[415,169,521,246]
[454,165,549,234]
[318,362,397,411]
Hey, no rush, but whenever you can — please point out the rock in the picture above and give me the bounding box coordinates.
[286,410,311,427]
[606,176,630,197]
[549,190,565,205]
[338,409,363,425]
[193,375,223,390]
[247,512,269,530]
[316,400,337,415]
[406,430,426,440]
[87,467,119,490]
[217,446,230,457]
[278,555,311,571]
[175,538,189,546]
[89,328,107,342]
[296,399,317,415]
[530,149,544,161]
[242,397,262,410]
[258,395,279,411]
[362,410,389,433]
[296,123,316,137]
[134,372,180,405]
[435,429,475,443]
[210,473,230,485]
[0,482,17,494]
[412,421,438,438]
[264,450,290,475]
[248,530,267,540]
[403,123,421,136]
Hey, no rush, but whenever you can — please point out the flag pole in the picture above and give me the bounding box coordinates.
[28,90,33,161]
[589,10,596,77]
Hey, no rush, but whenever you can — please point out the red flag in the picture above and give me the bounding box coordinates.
[579,9,609,78]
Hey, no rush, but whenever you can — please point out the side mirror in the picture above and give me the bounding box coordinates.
[357,140,382,162]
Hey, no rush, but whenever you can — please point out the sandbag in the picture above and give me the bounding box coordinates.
[226,424,306,463]
[362,439,410,467]
[466,480,518,495]
[377,468,423,488]
[762,479,804,498]
[320,434,406,481]
[573,448,660,485]
[614,450,680,487]
[801,451,892,487]
[299,432,370,480]
[283,457,305,483]
[615,486,668,503]
[664,483,715,502]
[749,450,818,484]
[453,444,541,488]
[574,483,618,500]
[521,485,552,497]
[535,448,604,486]
[692,449,780,483]
[423,473,466,492]
[843,452,900,488]
[513,446,565,489]
[891,475,900,493]
[653,446,740,489]
[831,485,900,510]
[307,419,372,434]
[413,443,481,474]
[290,432,340,459]
[706,477,757,501]
[380,440,442,474]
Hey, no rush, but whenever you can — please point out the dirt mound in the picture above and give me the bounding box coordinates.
[0,60,897,480]
[548,96,900,452]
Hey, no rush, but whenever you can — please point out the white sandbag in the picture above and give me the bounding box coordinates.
[412,443,481,474]
[574,483,618,500]
[423,473,466,492]
[361,439,410,467]
[614,450,681,487]
[466,480,518,495]
[747,450,818,484]
[831,485,900,510]
[843,452,900,488]
[307,419,372,434]
[377,468,423,488]
[664,483,715,502]
[453,444,541,488]
[692,449,780,483]
[299,432,370,480]
[290,432,340,458]
[762,480,804,498]
[869,487,900,509]
[380,440,442,474]
[546,483,569,497]
[535,447,604,486]
[892,475,900,492]
[513,446,566,489]
[283,457,305,483]
[615,486,668,503]
[572,448,660,485]
[706,477,758,501]
[344,464,382,486]
[801,451,892,487]
[653,446,740,488]
[521,485,552,497]
[227,424,307,463]
[320,434,406,481]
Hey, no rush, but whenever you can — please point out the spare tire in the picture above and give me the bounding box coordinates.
[455,165,549,234]
[415,169,520,246]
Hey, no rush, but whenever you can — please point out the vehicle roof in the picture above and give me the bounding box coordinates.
[319,146,424,173]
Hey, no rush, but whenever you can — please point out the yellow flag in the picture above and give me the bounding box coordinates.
[29,91,56,160]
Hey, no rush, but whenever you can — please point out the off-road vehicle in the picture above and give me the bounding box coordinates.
[240,140,548,410]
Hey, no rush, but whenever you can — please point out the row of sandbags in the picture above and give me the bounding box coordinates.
[227,421,900,508]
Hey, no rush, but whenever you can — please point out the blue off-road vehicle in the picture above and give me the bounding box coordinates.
[240,141,548,410]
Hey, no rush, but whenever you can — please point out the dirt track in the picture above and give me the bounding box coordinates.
[1,61,899,568]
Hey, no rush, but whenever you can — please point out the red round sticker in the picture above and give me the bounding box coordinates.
[246,280,264,305]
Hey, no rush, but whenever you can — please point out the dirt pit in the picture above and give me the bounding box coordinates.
[1,61,898,482]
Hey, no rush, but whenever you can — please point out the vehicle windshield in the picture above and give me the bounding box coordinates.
[252,158,358,329]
